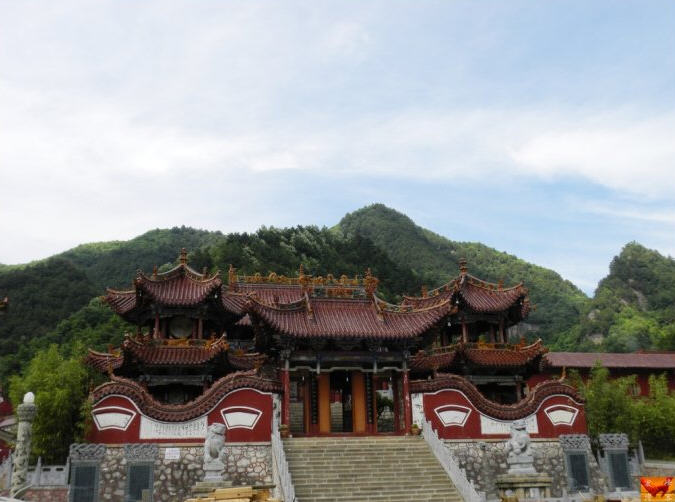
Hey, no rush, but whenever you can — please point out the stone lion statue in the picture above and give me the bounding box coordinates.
[506,419,531,458]
[204,423,226,465]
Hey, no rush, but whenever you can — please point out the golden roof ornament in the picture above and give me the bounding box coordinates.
[179,248,188,265]
[228,264,236,290]
[364,268,379,297]
[459,258,468,275]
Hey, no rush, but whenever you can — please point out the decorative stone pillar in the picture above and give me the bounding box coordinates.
[10,392,37,497]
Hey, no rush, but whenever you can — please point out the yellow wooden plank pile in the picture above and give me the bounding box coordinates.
[185,485,281,502]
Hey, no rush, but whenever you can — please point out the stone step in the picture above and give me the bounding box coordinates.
[282,436,460,502]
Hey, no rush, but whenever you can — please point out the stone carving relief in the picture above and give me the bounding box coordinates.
[124,444,159,462]
[598,433,629,450]
[69,443,107,462]
[559,434,591,451]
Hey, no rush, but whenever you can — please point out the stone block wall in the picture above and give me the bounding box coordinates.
[444,439,607,499]
[97,443,272,502]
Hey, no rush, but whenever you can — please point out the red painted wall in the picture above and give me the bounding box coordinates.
[89,388,274,444]
[422,389,587,440]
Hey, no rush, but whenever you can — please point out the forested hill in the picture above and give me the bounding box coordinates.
[554,242,675,352]
[2,204,674,384]
[336,204,589,343]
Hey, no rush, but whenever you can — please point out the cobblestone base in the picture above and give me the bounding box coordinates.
[444,439,607,499]
[98,443,272,502]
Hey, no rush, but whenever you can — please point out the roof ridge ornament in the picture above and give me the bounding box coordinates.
[179,248,188,265]
[459,258,468,276]
[364,268,379,297]
[228,265,236,291]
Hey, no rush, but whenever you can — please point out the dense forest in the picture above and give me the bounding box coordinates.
[2,204,675,385]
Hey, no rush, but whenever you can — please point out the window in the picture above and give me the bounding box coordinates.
[608,451,631,490]
[126,463,153,502]
[565,452,590,492]
[69,463,99,502]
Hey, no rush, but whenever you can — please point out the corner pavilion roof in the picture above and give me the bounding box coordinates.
[104,249,223,319]
[402,260,530,321]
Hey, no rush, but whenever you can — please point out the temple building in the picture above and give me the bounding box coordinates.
[78,251,595,501]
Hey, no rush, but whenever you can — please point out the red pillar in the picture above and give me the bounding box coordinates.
[402,368,412,435]
[281,360,290,428]
[392,375,401,433]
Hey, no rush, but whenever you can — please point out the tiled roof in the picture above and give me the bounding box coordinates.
[85,335,229,371]
[92,370,280,422]
[409,339,547,371]
[410,349,457,371]
[246,294,451,339]
[410,373,582,421]
[103,251,222,314]
[462,339,547,367]
[545,352,675,369]
[227,351,267,370]
[85,349,124,373]
[403,270,529,318]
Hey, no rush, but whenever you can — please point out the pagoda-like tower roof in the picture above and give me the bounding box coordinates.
[402,259,530,325]
[103,249,225,322]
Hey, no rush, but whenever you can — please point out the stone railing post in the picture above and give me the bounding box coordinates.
[10,392,37,497]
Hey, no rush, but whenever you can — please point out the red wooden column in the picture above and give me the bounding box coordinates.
[392,374,401,434]
[281,358,290,428]
[402,363,412,435]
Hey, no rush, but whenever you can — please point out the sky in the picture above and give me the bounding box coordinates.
[1,1,675,295]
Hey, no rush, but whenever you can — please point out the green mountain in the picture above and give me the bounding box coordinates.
[337,204,589,343]
[57,226,226,290]
[0,258,99,379]
[557,242,675,352]
[4,204,675,385]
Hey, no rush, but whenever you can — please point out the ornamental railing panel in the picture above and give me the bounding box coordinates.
[422,420,485,502]
[271,414,295,502]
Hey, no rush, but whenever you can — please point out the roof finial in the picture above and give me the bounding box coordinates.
[228,264,236,290]
[421,285,428,298]
[299,264,305,277]
[459,258,468,275]
[152,265,158,278]
[179,248,188,265]
[364,268,379,297]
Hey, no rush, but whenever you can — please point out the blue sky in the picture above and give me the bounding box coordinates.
[1,1,674,294]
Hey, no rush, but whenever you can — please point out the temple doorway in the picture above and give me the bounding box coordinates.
[329,371,353,432]
[288,369,403,435]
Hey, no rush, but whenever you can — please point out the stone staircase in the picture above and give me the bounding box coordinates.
[283,436,463,502]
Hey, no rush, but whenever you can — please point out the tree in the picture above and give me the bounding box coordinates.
[9,345,90,463]
[574,363,637,442]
